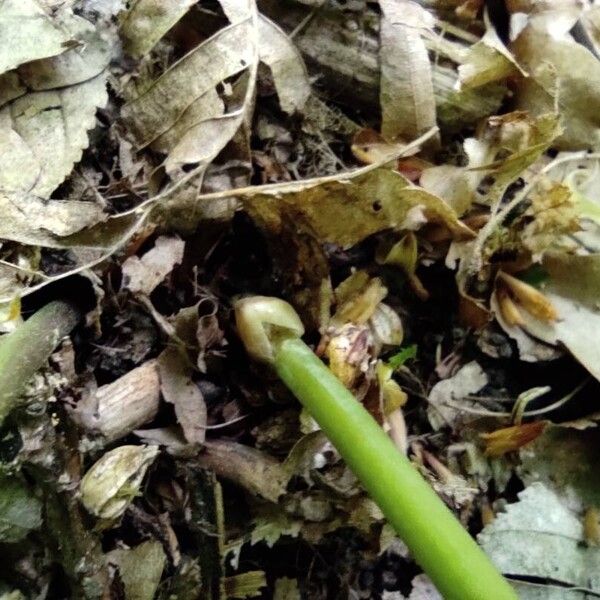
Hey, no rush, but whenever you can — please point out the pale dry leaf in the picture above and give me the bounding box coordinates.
[0,0,70,75]
[519,426,600,509]
[379,0,436,139]
[120,19,255,149]
[120,0,197,58]
[17,12,114,90]
[478,482,600,597]
[121,235,185,295]
[408,575,442,600]
[158,347,207,445]
[428,362,489,430]
[216,0,254,24]
[150,87,224,156]
[258,16,311,114]
[0,194,106,246]
[490,289,562,362]
[0,72,26,109]
[107,541,166,600]
[0,73,108,198]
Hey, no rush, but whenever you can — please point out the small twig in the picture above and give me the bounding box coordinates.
[440,380,588,420]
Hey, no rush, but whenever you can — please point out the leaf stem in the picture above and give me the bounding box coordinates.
[273,336,516,599]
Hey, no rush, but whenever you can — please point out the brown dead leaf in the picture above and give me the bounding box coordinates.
[158,347,207,445]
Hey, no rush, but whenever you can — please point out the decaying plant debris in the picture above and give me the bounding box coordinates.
[3,0,600,598]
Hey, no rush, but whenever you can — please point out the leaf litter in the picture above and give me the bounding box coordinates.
[3,0,600,598]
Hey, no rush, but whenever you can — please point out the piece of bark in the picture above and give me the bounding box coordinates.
[72,361,160,444]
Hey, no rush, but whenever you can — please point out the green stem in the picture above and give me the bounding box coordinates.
[0,300,81,424]
[274,336,517,600]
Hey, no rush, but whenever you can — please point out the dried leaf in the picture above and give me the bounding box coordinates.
[107,540,166,600]
[519,426,600,508]
[80,445,159,520]
[158,347,207,445]
[490,288,562,362]
[17,12,114,89]
[481,421,547,457]
[0,194,106,246]
[0,73,108,198]
[379,0,437,139]
[121,235,185,295]
[120,20,255,149]
[428,362,488,430]
[223,571,267,599]
[0,0,70,75]
[458,14,525,89]
[478,482,600,598]
[509,253,600,382]
[120,0,197,58]
[512,25,600,150]
[0,476,42,543]
[244,166,474,250]
[258,16,310,114]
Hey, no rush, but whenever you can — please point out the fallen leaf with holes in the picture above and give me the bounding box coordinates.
[478,483,600,598]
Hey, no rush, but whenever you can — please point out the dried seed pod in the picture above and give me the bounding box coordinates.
[497,271,558,322]
[496,287,525,327]
[80,445,159,520]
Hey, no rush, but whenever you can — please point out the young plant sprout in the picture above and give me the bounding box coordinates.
[236,296,517,600]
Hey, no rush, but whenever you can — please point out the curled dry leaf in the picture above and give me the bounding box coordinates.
[120,15,258,177]
[458,13,525,89]
[0,75,108,199]
[121,235,185,295]
[107,540,167,600]
[80,444,159,520]
[379,0,436,140]
[497,253,600,382]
